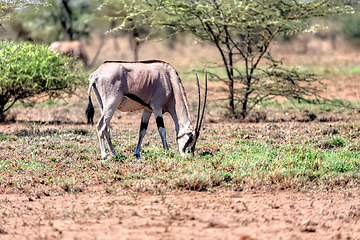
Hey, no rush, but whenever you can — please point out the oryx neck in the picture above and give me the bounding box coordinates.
[168,68,193,137]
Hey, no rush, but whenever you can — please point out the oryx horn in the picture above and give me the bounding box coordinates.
[193,66,208,149]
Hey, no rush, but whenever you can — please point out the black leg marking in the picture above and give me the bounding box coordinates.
[140,121,149,131]
[156,116,168,151]
[156,116,165,129]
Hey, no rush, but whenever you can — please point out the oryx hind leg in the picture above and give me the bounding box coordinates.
[96,114,108,159]
[97,106,117,159]
[134,109,152,159]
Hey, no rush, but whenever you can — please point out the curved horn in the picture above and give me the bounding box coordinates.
[192,66,208,152]
[194,73,202,136]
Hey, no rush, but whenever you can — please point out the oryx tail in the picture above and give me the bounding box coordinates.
[85,73,101,125]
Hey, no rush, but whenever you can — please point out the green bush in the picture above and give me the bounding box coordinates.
[0,41,86,121]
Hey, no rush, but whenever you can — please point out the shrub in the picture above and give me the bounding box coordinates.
[0,41,86,121]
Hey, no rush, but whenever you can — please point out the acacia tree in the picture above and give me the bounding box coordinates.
[100,0,151,61]
[110,0,355,119]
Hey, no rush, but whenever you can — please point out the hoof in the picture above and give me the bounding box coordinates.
[133,153,141,159]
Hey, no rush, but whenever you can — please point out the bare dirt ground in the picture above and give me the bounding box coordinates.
[1,36,360,239]
[1,189,360,240]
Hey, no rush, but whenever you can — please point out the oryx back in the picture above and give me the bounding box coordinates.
[94,60,175,113]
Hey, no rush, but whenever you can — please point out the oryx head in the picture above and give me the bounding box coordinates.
[177,68,207,156]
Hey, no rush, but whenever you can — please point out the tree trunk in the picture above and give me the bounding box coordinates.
[61,0,73,41]
[226,30,235,116]
[0,98,8,122]
[132,26,140,61]
[111,21,120,51]
[228,77,235,116]
[240,90,249,120]
[240,76,252,120]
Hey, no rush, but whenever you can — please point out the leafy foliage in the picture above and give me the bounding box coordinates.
[1,0,37,37]
[0,41,86,121]
[4,0,101,43]
[0,0,32,18]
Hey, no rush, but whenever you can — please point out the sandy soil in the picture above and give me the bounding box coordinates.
[1,119,360,240]
[1,189,360,240]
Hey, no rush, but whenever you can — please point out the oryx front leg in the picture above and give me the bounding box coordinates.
[97,107,117,159]
[134,110,152,159]
[155,111,169,152]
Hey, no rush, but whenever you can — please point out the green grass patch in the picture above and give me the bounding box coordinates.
[1,122,360,193]
[349,66,360,74]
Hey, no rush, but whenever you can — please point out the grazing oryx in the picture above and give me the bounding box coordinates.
[85,60,207,159]
[50,40,89,68]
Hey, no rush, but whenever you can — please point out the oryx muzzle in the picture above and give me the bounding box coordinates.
[85,60,207,159]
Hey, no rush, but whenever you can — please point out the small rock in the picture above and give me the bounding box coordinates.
[300,226,316,232]
[0,225,7,234]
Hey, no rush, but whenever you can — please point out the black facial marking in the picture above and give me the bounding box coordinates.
[182,134,194,153]
[124,93,152,110]
[156,117,165,129]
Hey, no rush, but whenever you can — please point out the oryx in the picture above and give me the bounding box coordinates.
[85,60,207,159]
[50,40,89,68]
